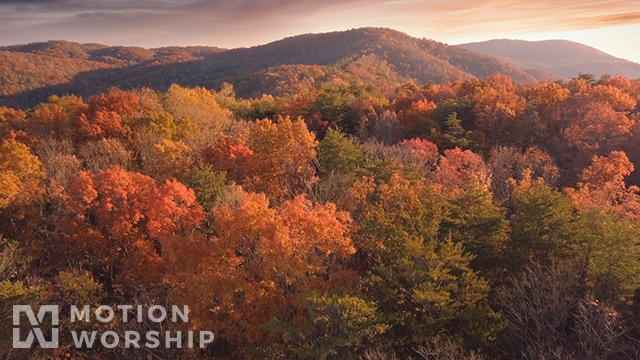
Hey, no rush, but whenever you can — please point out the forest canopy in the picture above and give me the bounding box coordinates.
[1,75,640,359]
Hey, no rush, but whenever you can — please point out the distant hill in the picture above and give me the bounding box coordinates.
[458,39,640,80]
[0,40,226,102]
[0,28,539,107]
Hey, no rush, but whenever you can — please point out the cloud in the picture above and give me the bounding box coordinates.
[0,0,639,58]
[567,11,640,28]
[0,0,61,3]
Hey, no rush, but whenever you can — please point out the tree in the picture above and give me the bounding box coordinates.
[441,112,473,150]
[163,84,233,149]
[87,89,140,122]
[28,95,86,139]
[489,146,559,201]
[348,174,500,353]
[317,128,365,178]
[574,72,597,86]
[0,107,27,139]
[33,139,81,203]
[562,102,633,156]
[138,135,193,181]
[497,263,581,360]
[164,193,355,357]
[398,138,439,169]
[439,185,508,275]
[313,129,367,203]
[472,75,526,146]
[395,99,438,136]
[0,137,46,208]
[431,148,490,195]
[497,262,636,360]
[525,81,569,143]
[77,137,132,173]
[269,294,389,359]
[567,151,640,222]
[358,110,406,145]
[245,94,285,120]
[310,87,357,134]
[186,161,237,211]
[205,116,317,200]
[573,209,640,303]
[582,84,636,112]
[507,172,575,269]
[48,166,204,295]
[74,91,138,141]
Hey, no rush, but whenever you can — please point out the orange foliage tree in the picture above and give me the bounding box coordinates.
[48,166,204,295]
[163,193,355,356]
[204,116,317,200]
[567,151,640,222]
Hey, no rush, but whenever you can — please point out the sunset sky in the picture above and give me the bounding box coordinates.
[1,0,639,63]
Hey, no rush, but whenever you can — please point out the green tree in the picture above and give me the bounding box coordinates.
[269,294,388,359]
[441,112,473,150]
[574,209,640,303]
[507,172,575,269]
[317,128,364,178]
[350,174,500,353]
[186,161,233,211]
[440,185,508,275]
[311,88,357,133]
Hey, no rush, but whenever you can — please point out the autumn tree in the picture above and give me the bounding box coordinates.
[204,116,317,200]
[567,151,640,222]
[162,84,233,149]
[431,147,491,194]
[0,107,27,139]
[87,88,140,122]
[0,137,46,208]
[164,193,356,358]
[395,98,438,136]
[398,138,439,170]
[489,146,559,201]
[47,166,204,295]
[28,95,87,139]
[526,81,569,137]
[472,75,526,146]
[135,125,193,181]
[562,102,633,157]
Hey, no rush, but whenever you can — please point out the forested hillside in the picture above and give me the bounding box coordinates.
[0,40,225,104]
[0,28,537,108]
[459,39,640,80]
[2,72,640,358]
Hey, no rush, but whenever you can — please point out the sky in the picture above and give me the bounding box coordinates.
[1,0,639,63]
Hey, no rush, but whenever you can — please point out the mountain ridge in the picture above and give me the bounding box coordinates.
[458,39,640,80]
[2,28,635,108]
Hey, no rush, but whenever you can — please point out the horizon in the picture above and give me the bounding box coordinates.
[0,1,639,64]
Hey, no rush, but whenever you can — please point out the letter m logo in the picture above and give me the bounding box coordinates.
[12,305,59,348]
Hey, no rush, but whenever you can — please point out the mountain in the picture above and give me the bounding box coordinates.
[1,28,539,108]
[0,40,226,102]
[458,39,640,81]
